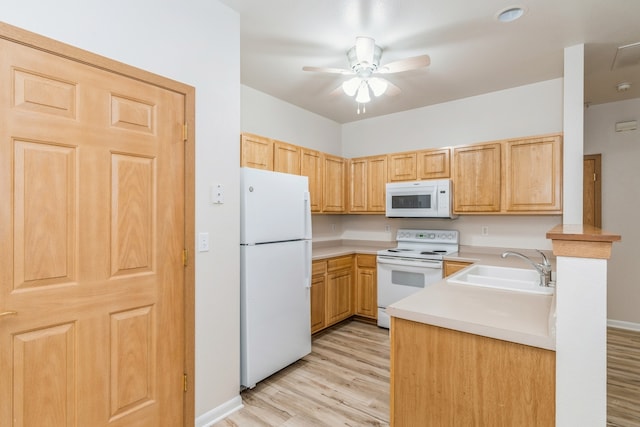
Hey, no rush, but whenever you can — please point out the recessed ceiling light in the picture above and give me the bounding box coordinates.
[497,7,525,23]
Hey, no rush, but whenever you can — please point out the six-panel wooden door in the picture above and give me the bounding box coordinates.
[0,34,185,426]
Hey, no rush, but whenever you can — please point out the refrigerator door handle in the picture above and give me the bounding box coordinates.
[303,191,312,240]
[304,240,312,288]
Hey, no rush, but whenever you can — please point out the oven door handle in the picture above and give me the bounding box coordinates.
[377,256,442,269]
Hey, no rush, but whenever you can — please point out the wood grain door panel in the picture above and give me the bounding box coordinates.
[1,35,185,426]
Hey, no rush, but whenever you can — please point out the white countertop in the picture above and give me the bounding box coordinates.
[313,240,556,351]
[386,281,556,350]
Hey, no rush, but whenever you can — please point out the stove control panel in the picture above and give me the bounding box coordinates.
[396,229,459,243]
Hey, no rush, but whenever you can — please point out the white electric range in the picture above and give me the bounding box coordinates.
[376,228,459,328]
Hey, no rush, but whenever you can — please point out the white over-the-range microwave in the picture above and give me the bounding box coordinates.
[385,179,457,218]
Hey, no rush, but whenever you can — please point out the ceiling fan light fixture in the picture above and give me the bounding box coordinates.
[342,77,361,96]
[368,77,388,97]
[355,82,371,103]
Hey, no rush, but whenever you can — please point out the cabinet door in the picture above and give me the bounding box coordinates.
[323,154,347,212]
[504,135,562,213]
[301,148,323,213]
[355,255,377,319]
[417,148,450,179]
[326,268,353,325]
[367,156,388,212]
[240,133,273,170]
[453,143,501,212]
[273,140,301,175]
[310,274,326,333]
[349,158,367,212]
[388,152,417,182]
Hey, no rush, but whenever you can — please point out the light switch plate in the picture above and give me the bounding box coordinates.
[198,232,210,252]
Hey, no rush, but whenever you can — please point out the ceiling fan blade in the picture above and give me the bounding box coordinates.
[377,54,431,74]
[383,79,401,96]
[302,66,353,75]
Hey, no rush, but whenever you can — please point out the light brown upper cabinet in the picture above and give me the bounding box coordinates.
[388,152,417,182]
[301,148,324,213]
[241,132,273,170]
[273,140,301,175]
[453,142,502,213]
[417,148,451,179]
[323,154,348,213]
[349,154,387,213]
[504,134,562,213]
[453,133,562,214]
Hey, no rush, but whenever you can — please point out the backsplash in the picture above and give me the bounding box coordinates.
[312,214,561,250]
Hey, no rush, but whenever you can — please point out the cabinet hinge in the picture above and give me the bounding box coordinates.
[183,373,188,392]
[593,173,597,182]
[182,249,188,267]
[183,123,188,142]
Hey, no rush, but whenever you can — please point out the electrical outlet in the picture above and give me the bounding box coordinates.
[331,224,336,232]
[384,225,391,232]
[481,226,489,236]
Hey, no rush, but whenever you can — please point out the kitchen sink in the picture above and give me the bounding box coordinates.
[447,264,555,295]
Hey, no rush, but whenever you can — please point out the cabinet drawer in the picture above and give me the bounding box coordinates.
[327,256,353,272]
[312,260,327,276]
[357,254,377,268]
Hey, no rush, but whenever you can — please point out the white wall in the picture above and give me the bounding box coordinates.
[585,98,640,324]
[2,0,242,421]
[241,85,342,155]
[341,79,564,157]
[339,79,565,250]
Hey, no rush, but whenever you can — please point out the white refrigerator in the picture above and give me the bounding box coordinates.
[240,167,312,388]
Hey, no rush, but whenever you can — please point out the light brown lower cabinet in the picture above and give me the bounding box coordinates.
[310,261,327,334]
[326,258,353,325]
[355,254,377,319]
[390,317,555,427]
[312,254,379,333]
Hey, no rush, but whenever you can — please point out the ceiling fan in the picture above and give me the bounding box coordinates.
[303,36,431,113]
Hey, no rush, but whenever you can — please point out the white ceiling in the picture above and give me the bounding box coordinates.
[220,0,640,124]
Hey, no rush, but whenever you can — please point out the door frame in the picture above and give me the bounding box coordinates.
[583,153,602,228]
[0,22,196,426]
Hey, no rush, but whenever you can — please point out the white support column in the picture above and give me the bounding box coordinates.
[562,44,584,225]
[547,225,621,426]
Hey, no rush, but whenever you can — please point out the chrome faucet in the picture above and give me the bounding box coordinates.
[501,250,554,287]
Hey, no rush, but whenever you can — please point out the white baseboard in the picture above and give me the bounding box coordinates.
[195,395,243,427]
[608,318,640,332]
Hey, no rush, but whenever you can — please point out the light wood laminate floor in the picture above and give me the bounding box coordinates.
[215,321,640,426]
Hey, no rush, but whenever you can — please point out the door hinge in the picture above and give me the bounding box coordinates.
[182,123,188,141]
[182,249,188,267]
[183,373,188,392]
[593,173,597,182]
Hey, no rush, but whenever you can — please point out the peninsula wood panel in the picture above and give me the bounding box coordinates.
[504,135,562,213]
[390,318,555,427]
[0,35,185,426]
